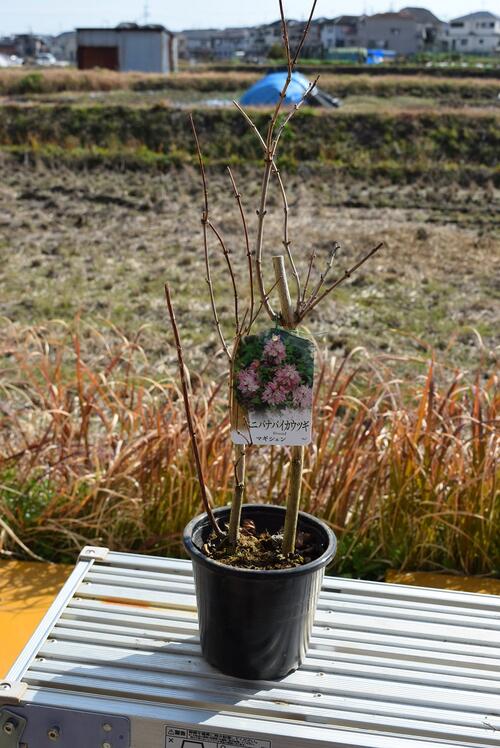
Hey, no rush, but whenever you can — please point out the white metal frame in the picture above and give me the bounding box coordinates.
[3,548,500,747]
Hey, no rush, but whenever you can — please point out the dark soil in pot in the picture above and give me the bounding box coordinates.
[183,504,337,680]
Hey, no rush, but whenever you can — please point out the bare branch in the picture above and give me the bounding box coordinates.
[299,242,384,320]
[273,74,320,152]
[267,0,318,147]
[255,157,279,324]
[272,164,301,311]
[190,115,232,361]
[189,114,209,215]
[301,249,316,305]
[207,220,239,335]
[302,242,340,311]
[164,283,224,539]
[228,443,246,545]
[232,101,267,150]
[248,279,280,329]
[227,166,254,334]
[291,0,318,66]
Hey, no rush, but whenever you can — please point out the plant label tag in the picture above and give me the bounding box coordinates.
[231,328,314,447]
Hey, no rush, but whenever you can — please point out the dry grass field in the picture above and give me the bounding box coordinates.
[0,66,498,574]
[0,165,498,371]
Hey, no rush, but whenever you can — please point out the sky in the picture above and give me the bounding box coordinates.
[0,0,493,36]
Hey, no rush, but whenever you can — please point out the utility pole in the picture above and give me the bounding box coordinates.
[143,1,150,24]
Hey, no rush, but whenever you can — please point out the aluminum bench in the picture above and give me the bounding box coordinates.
[1,547,500,747]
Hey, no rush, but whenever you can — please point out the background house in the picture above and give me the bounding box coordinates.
[400,7,444,49]
[211,28,252,59]
[77,24,178,73]
[357,9,442,55]
[179,29,218,61]
[443,11,500,53]
[320,16,360,51]
[51,31,77,64]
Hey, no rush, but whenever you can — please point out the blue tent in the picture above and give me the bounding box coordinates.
[240,71,314,106]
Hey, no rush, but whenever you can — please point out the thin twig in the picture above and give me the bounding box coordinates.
[189,113,209,213]
[227,166,254,334]
[303,242,340,311]
[291,0,318,66]
[207,220,239,335]
[248,279,280,328]
[164,283,224,539]
[301,249,317,305]
[252,0,318,320]
[255,156,279,324]
[232,101,266,150]
[267,0,317,147]
[300,242,384,320]
[190,114,232,360]
[273,164,301,310]
[228,443,246,546]
[273,74,320,152]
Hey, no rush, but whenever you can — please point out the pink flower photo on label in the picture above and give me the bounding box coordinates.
[237,367,260,396]
[263,335,286,364]
[262,380,288,406]
[274,364,301,391]
[292,384,313,409]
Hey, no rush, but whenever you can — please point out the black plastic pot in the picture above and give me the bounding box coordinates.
[183,504,337,680]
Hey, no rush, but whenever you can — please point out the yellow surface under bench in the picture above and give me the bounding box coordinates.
[0,560,70,677]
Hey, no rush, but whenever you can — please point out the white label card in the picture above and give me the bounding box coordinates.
[231,328,314,447]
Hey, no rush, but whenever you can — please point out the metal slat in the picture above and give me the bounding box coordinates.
[45,625,500,694]
[102,553,500,611]
[22,669,500,746]
[65,597,500,660]
[75,582,500,648]
[59,609,500,679]
[12,687,473,748]
[88,567,500,624]
[52,619,500,680]
[35,640,500,714]
[322,575,500,610]
[84,570,196,594]
[27,657,496,732]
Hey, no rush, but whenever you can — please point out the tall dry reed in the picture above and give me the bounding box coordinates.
[0,321,498,577]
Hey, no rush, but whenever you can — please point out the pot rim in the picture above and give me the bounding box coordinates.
[183,503,337,579]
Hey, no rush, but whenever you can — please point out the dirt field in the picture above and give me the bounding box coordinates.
[1,163,498,373]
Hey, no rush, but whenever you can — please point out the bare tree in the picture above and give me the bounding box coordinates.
[166,1,383,555]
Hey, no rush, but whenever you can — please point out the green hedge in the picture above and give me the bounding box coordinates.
[1,105,498,182]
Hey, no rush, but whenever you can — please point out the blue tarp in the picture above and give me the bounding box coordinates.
[367,49,396,64]
[240,71,313,106]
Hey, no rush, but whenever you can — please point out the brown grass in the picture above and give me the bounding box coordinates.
[1,321,498,577]
[0,68,497,101]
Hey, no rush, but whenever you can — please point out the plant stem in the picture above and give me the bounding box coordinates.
[272,255,304,555]
[272,255,295,328]
[228,443,246,545]
[282,445,304,556]
[164,283,224,539]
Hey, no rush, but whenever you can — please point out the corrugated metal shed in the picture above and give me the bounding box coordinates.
[77,24,177,73]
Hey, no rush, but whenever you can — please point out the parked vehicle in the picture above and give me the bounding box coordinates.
[35,53,57,66]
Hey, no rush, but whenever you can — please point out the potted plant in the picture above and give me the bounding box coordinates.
[165,0,382,680]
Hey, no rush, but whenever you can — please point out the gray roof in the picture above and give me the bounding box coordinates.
[77,23,171,34]
[400,7,442,24]
[450,10,500,22]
